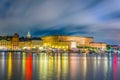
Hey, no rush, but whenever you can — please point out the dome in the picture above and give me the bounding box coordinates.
[13,33,19,37]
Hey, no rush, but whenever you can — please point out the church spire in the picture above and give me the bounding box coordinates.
[27,30,31,38]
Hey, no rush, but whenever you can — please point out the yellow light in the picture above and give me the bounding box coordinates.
[7,52,12,79]
[22,52,26,78]
[33,46,36,48]
[71,42,76,48]
[39,47,43,50]
[23,47,27,49]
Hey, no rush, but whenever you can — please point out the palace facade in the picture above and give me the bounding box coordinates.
[42,35,107,50]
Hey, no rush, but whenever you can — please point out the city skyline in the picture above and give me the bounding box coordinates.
[0,0,120,45]
[0,30,118,45]
[0,33,106,51]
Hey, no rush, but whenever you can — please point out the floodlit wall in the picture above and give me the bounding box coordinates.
[42,35,94,50]
[90,42,107,49]
[0,40,11,50]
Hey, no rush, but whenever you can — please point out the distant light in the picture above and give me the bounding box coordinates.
[71,42,76,49]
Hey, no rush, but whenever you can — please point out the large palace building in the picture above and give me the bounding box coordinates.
[0,33,106,51]
[42,35,107,51]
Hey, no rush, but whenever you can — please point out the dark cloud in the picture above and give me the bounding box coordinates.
[103,11,120,20]
[31,25,91,36]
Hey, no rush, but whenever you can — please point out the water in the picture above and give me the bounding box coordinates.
[0,52,120,80]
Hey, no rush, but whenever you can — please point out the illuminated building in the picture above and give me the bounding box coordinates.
[0,39,11,50]
[0,35,12,50]
[12,33,19,50]
[0,33,42,50]
[41,35,106,50]
[31,40,43,49]
[19,37,42,50]
[90,42,107,50]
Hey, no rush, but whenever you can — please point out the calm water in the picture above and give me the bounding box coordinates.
[0,52,120,80]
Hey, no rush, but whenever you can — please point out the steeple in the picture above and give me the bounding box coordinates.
[27,30,31,38]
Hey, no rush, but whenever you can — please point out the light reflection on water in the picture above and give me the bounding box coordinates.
[0,52,120,80]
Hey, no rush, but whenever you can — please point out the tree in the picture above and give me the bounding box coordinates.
[107,45,111,50]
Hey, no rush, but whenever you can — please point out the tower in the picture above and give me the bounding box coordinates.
[27,31,31,39]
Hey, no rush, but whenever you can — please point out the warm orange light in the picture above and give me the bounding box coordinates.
[26,54,32,80]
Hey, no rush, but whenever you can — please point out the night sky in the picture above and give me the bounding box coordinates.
[0,0,120,45]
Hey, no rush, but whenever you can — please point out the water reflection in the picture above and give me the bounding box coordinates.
[61,53,69,80]
[39,53,49,80]
[7,52,12,80]
[113,55,118,80]
[26,53,32,80]
[0,52,120,80]
[83,56,87,80]
[22,52,26,80]
[0,52,6,80]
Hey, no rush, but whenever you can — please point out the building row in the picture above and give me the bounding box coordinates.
[0,32,107,51]
[0,33,42,50]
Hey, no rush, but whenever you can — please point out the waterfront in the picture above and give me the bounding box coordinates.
[0,52,120,80]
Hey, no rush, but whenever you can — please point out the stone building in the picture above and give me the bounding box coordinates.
[41,35,106,50]
[0,33,42,50]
